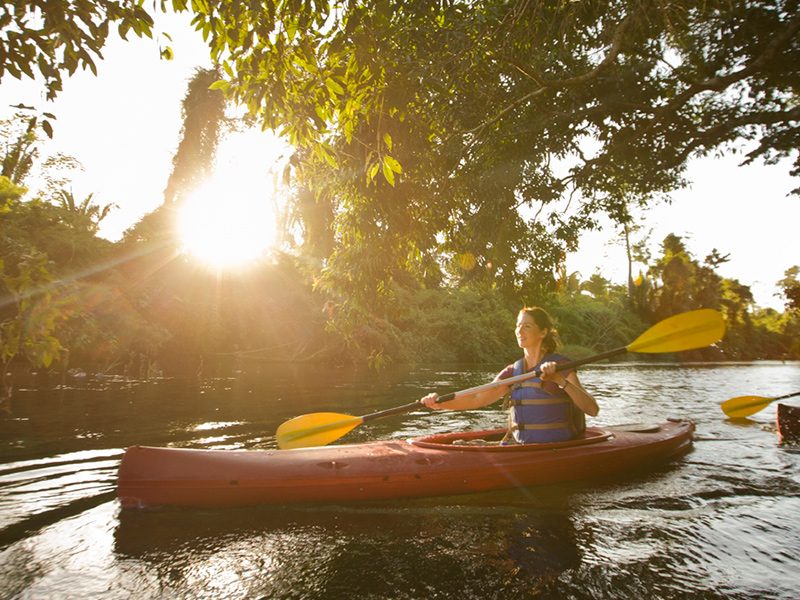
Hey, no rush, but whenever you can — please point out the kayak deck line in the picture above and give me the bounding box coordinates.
[117,419,695,508]
[409,428,613,451]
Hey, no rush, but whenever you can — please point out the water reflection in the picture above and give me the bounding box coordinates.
[113,499,584,599]
[1,361,799,598]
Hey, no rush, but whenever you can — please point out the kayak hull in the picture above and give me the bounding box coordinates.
[777,403,800,444]
[117,420,694,508]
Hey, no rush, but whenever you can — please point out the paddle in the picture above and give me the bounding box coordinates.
[720,391,800,418]
[276,308,725,449]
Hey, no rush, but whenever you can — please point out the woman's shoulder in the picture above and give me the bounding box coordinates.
[497,363,517,379]
[545,352,571,363]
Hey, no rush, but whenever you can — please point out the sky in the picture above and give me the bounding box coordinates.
[1,11,798,310]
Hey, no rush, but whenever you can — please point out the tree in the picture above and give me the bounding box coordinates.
[56,190,117,235]
[6,1,799,366]
[162,67,227,206]
[6,3,799,269]
[777,266,800,311]
[0,177,64,400]
[193,2,800,314]
[582,274,612,300]
[0,0,159,101]
[640,233,729,324]
[718,277,758,358]
[1,112,43,183]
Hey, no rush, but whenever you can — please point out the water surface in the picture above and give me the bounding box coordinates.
[1,362,799,599]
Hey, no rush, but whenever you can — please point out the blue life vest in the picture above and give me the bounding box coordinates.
[508,355,584,444]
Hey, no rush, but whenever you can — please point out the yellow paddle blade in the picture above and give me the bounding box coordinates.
[627,309,725,354]
[720,395,776,418]
[276,412,364,450]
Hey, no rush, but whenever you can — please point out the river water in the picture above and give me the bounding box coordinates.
[1,361,798,599]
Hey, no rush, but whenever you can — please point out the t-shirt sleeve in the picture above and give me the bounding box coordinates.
[496,364,515,380]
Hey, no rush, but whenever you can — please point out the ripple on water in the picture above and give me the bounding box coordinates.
[0,450,120,538]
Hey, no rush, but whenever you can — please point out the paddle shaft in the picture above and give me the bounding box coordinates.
[768,391,800,402]
[361,346,627,423]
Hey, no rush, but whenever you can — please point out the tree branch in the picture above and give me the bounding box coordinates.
[661,106,800,170]
[463,14,634,137]
[658,11,800,115]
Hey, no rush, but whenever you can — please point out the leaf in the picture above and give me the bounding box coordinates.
[208,79,229,91]
[383,132,392,151]
[316,144,338,168]
[383,155,402,174]
[160,46,174,61]
[325,77,345,96]
[367,161,380,184]
[344,118,354,143]
[458,252,477,271]
[41,120,54,139]
[382,160,395,186]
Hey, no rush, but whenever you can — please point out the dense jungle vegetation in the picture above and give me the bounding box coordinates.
[2,1,799,401]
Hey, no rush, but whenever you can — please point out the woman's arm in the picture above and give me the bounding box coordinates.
[540,362,599,417]
[420,368,512,411]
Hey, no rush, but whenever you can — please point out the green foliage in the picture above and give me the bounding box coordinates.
[3,0,800,379]
[394,287,518,365]
[633,233,724,323]
[1,250,66,385]
[56,189,117,234]
[162,67,227,205]
[626,232,795,360]
[777,266,800,312]
[318,286,517,367]
[550,291,646,356]
[0,175,26,204]
[1,112,42,183]
[0,157,162,391]
[176,0,800,340]
[0,0,157,100]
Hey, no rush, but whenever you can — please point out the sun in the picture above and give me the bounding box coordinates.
[177,129,288,269]
[178,181,277,269]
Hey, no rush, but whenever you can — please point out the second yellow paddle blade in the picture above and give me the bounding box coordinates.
[276,412,364,450]
[627,309,725,354]
[720,395,774,418]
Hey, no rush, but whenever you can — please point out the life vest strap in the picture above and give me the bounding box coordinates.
[511,398,566,406]
[513,382,542,389]
[512,422,569,431]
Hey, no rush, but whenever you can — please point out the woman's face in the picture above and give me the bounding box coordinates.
[516,312,547,349]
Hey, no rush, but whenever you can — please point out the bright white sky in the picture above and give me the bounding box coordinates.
[1,11,798,309]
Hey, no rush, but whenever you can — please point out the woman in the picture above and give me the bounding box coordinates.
[420,307,598,443]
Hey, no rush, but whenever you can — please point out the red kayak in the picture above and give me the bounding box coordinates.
[777,403,800,444]
[117,419,694,508]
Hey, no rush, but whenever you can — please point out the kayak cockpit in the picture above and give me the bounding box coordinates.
[408,427,613,452]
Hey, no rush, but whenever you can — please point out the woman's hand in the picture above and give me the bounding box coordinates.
[539,361,567,387]
[541,361,600,416]
[419,392,441,410]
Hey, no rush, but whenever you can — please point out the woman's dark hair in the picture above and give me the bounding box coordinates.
[520,306,561,354]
